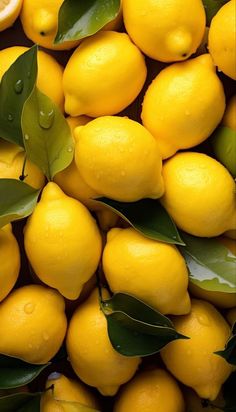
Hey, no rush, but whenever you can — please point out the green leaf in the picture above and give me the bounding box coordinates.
[22,88,74,181]
[55,0,120,44]
[0,179,40,229]
[180,232,236,293]
[211,126,236,177]
[202,0,229,25]
[222,372,236,412]
[101,293,188,357]
[0,392,41,412]
[0,45,38,147]
[95,198,184,245]
[215,323,236,365]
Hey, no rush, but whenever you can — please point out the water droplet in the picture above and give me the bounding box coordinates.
[116,345,121,349]
[67,146,73,153]
[121,171,126,177]
[7,114,14,121]
[14,79,24,94]
[185,110,190,116]
[24,302,35,314]
[197,314,210,326]
[43,332,49,341]
[27,71,31,78]
[28,343,33,349]
[48,372,61,381]
[38,108,55,129]
[24,134,29,141]
[96,173,101,180]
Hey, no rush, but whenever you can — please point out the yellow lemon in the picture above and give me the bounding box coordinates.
[41,373,99,411]
[63,31,147,117]
[161,299,233,401]
[226,307,236,326]
[0,0,23,31]
[74,116,164,202]
[141,54,225,159]
[103,227,190,315]
[0,284,67,364]
[66,288,141,396]
[208,0,236,80]
[0,224,20,302]
[24,183,102,300]
[184,388,224,412]
[223,95,236,131]
[161,152,236,237]
[20,0,80,50]
[123,0,206,62]
[114,368,185,412]
[0,46,64,110]
[0,139,45,189]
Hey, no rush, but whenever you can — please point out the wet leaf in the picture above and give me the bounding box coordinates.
[0,392,41,412]
[215,323,236,365]
[202,0,229,25]
[96,198,184,245]
[55,0,120,43]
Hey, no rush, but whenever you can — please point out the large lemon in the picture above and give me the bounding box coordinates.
[0,0,23,31]
[0,224,20,302]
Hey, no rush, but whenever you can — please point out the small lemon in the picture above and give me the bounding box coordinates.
[63,31,147,117]
[103,227,190,315]
[66,288,141,396]
[226,307,236,326]
[0,284,67,364]
[161,299,233,400]
[142,54,225,159]
[114,368,185,412]
[0,46,64,110]
[41,373,99,411]
[161,152,236,237]
[0,0,23,31]
[74,116,164,202]
[223,95,236,131]
[123,0,206,62]
[0,139,45,189]
[24,183,102,300]
[0,224,20,302]
[208,0,236,80]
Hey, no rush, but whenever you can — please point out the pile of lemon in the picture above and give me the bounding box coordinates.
[0,0,236,411]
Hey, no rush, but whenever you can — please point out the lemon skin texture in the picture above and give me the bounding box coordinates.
[0,224,20,303]
[103,227,190,315]
[0,285,67,364]
[0,0,23,31]
[123,0,206,62]
[24,183,102,300]
[20,0,80,50]
[74,116,164,202]
[0,46,64,110]
[208,0,236,80]
[0,139,45,189]
[161,152,236,237]
[41,373,99,411]
[161,299,233,401]
[63,31,147,117]
[66,289,141,396]
[142,54,225,159]
[114,368,185,412]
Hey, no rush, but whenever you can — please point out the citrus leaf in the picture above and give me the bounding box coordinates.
[95,198,184,245]
[180,232,236,293]
[101,293,188,357]
[0,45,38,147]
[0,392,41,412]
[211,126,236,177]
[0,179,40,229]
[215,323,236,365]
[202,0,229,25]
[222,372,236,412]
[22,88,74,181]
[55,0,120,44]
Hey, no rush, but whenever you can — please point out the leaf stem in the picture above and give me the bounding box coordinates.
[19,154,28,182]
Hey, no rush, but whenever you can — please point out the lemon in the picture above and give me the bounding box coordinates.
[226,307,236,326]
[63,31,147,117]
[114,368,185,412]
[20,0,80,50]
[24,182,102,300]
[66,288,141,396]
[74,116,164,202]
[161,299,233,400]
[123,0,206,62]
[0,284,67,364]
[184,387,224,412]
[0,0,22,31]
[223,95,236,131]
[0,139,45,189]
[208,0,236,80]
[0,46,64,110]
[141,54,225,159]
[0,224,20,302]
[161,152,236,237]
[103,227,190,315]
[41,373,99,411]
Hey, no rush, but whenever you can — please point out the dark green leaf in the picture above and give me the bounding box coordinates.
[222,372,236,412]
[22,88,74,181]
[96,198,184,245]
[211,126,236,177]
[101,293,188,357]
[0,179,40,229]
[0,392,41,412]
[202,0,229,25]
[215,323,236,365]
[0,45,38,147]
[180,232,236,294]
[55,0,120,44]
